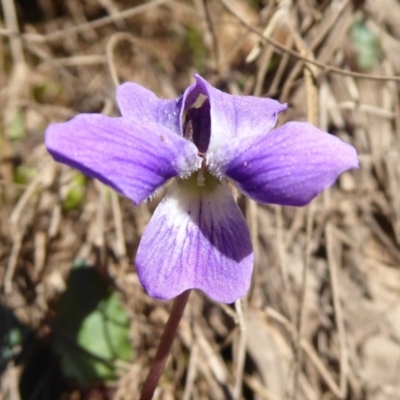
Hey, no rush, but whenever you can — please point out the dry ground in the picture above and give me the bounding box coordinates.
[1,0,400,399]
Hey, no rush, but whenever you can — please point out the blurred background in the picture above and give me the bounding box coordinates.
[1,0,400,399]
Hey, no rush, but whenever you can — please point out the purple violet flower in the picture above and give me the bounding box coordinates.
[45,74,358,303]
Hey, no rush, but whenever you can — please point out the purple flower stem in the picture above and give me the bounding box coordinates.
[140,290,191,400]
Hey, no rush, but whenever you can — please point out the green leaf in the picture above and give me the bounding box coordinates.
[53,264,133,386]
[77,292,133,379]
[187,27,207,72]
[33,81,64,103]
[14,165,37,185]
[350,18,381,71]
[62,173,86,211]
[7,111,26,141]
[0,304,28,369]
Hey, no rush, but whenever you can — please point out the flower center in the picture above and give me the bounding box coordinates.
[183,98,211,187]
[183,98,211,155]
[196,163,206,186]
[178,169,219,194]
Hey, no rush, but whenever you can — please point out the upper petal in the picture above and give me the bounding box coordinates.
[135,174,253,303]
[192,74,287,153]
[210,121,358,206]
[116,82,185,135]
[45,114,201,205]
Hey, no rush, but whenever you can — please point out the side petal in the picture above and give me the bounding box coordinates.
[45,114,201,205]
[136,175,253,303]
[192,74,287,153]
[116,82,184,135]
[210,122,358,206]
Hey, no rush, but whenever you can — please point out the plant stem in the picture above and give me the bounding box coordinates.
[140,290,191,400]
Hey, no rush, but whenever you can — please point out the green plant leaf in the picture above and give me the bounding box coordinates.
[53,264,133,386]
[62,173,86,211]
[7,112,26,141]
[14,165,37,185]
[350,18,381,71]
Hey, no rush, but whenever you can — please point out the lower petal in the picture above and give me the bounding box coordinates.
[135,175,253,303]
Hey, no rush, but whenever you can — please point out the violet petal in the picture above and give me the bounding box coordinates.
[136,176,253,303]
[116,82,184,135]
[211,121,358,206]
[192,74,287,153]
[45,114,201,205]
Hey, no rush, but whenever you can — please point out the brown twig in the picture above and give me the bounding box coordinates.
[233,299,247,400]
[325,214,349,399]
[182,343,199,400]
[20,0,172,43]
[219,0,400,82]
[1,0,24,64]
